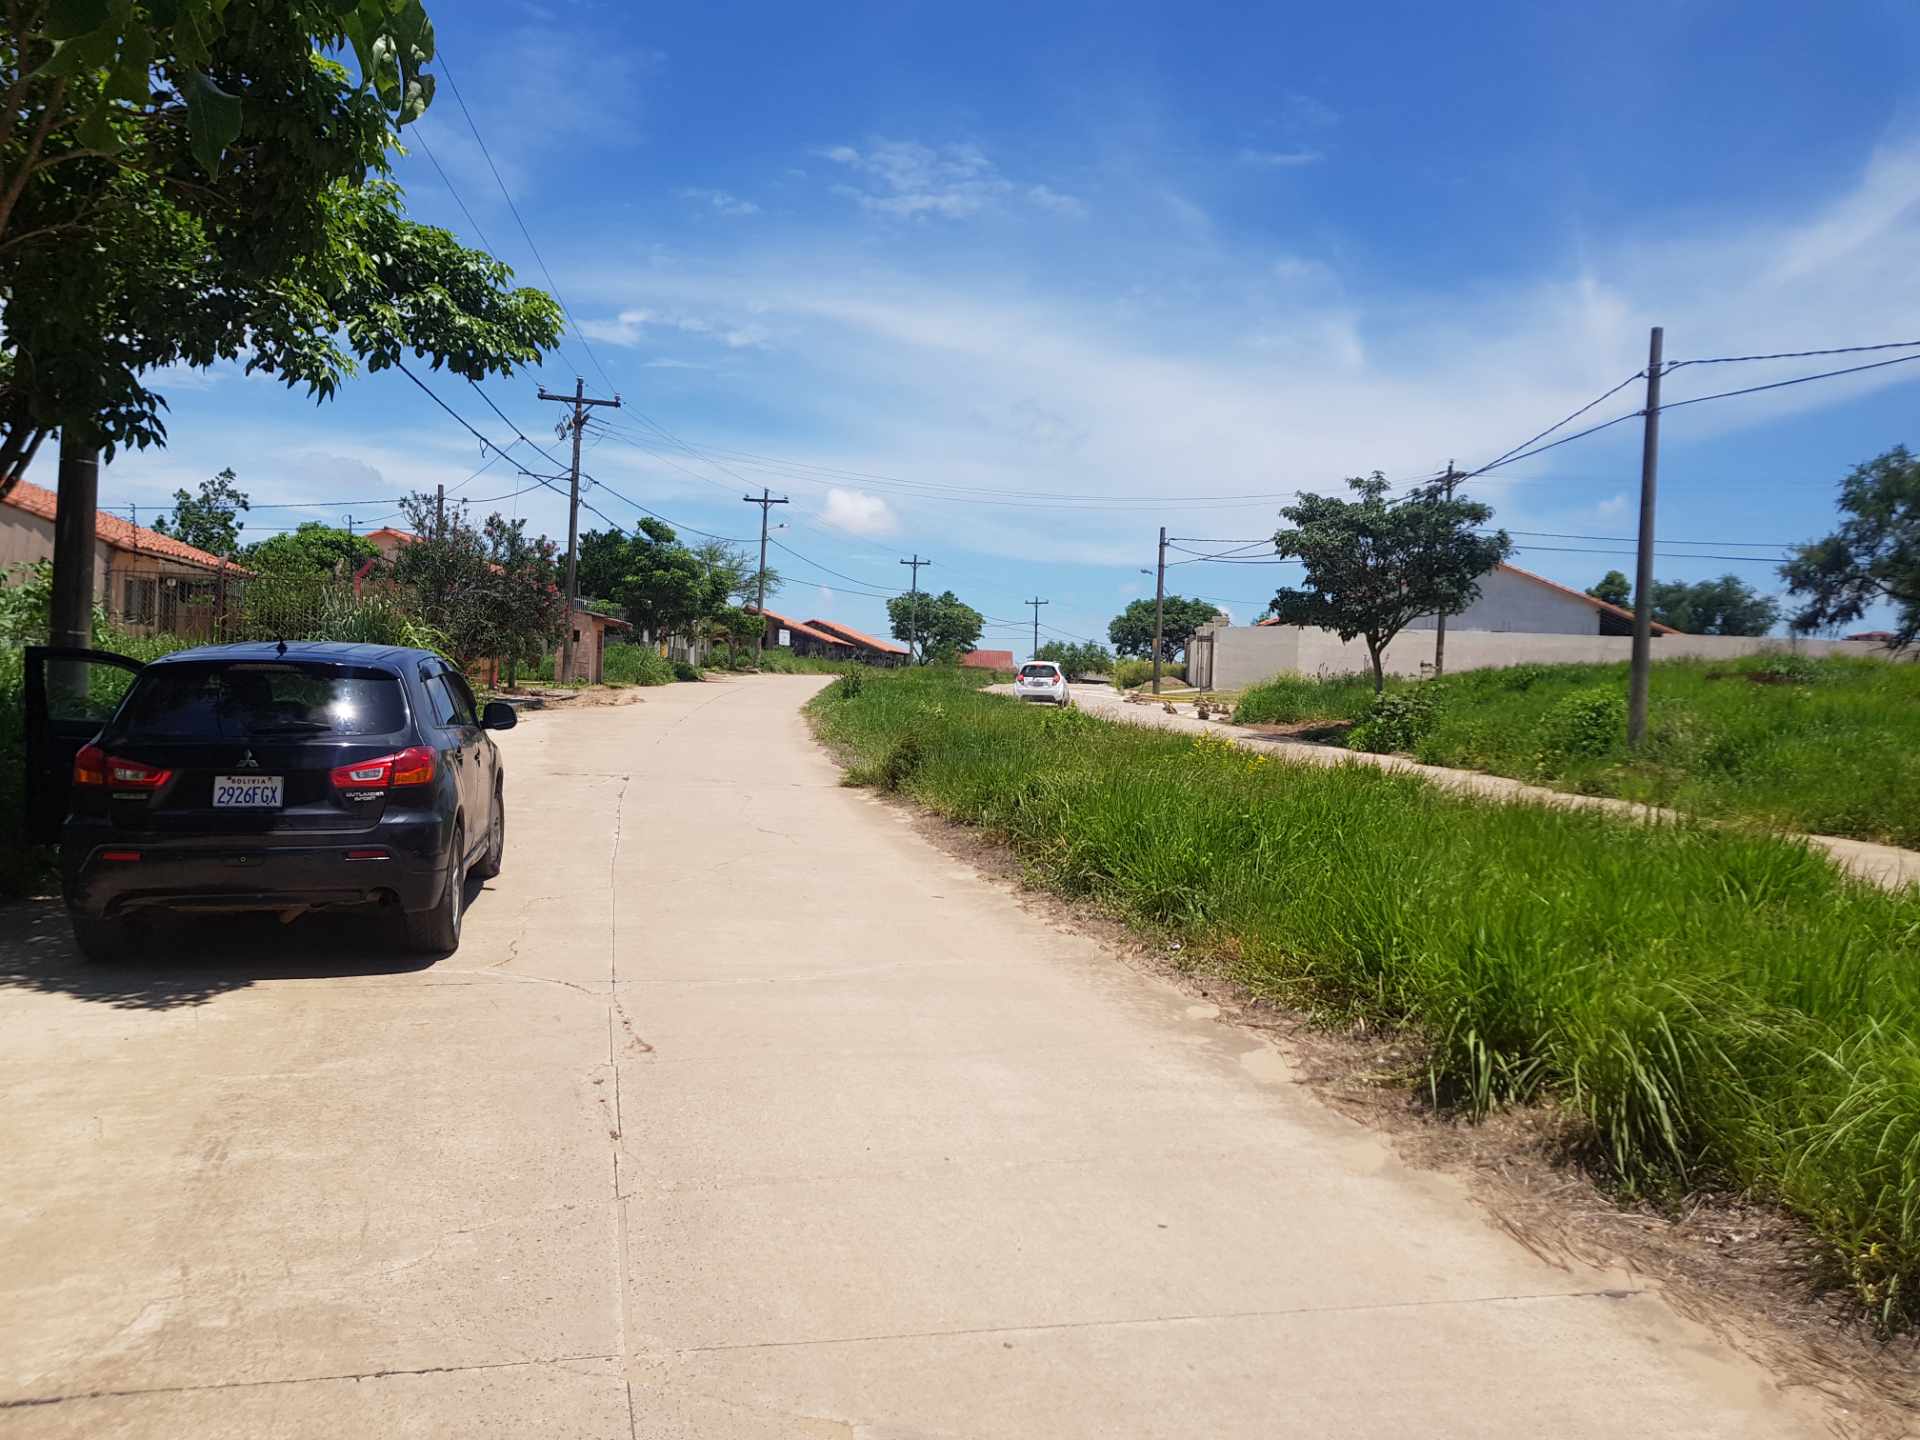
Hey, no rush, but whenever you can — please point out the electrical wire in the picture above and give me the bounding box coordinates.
[1658,351,1920,414]
[1666,339,1920,370]
[433,45,615,392]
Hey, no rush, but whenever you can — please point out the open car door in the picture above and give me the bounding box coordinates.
[23,646,147,844]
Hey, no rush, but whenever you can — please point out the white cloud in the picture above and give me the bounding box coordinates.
[820,139,1080,221]
[581,307,770,350]
[1237,148,1324,168]
[815,584,836,614]
[1592,493,1628,519]
[820,488,900,537]
[679,186,760,217]
[1282,93,1340,131]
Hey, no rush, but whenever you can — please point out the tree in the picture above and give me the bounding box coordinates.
[151,467,248,557]
[1269,472,1513,692]
[575,520,728,641]
[1108,596,1220,662]
[1587,570,1631,609]
[389,493,493,667]
[243,522,380,577]
[0,4,561,483]
[1783,446,1920,648]
[693,539,778,607]
[887,589,982,663]
[1036,638,1113,679]
[1649,575,1779,636]
[480,513,566,685]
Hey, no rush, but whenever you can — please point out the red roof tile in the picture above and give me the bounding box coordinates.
[3,478,248,574]
[804,618,909,654]
[960,649,1015,670]
[760,607,855,648]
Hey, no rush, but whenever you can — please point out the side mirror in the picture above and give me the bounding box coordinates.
[481,700,518,731]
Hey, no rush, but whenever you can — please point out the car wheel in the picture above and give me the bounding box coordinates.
[473,784,505,880]
[70,913,140,965]
[403,822,465,955]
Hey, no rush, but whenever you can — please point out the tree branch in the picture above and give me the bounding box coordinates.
[0,75,68,242]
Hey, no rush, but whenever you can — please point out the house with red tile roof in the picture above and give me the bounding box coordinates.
[1,478,247,635]
[758,607,858,659]
[805,617,911,667]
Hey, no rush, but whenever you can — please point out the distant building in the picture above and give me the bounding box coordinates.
[0,478,247,636]
[805,618,911,667]
[758,607,857,659]
[1253,562,1680,638]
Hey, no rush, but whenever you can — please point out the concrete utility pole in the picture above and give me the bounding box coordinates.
[1432,462,1461,677]
[1627,327,1663,748]
[741,487,789,662]
[50,433,98,656]
[899,554,931,663]
[1151,525,1168,695]
[435,483,445,541]
[1025,596,1049,661]
[539,380,622,682]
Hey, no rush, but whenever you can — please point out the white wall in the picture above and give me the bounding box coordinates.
[1209,623,1903,690]
[1404,567,1600,634]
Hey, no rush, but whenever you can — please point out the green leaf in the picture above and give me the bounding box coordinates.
[46,0,113,40]
[33,26,118,79]
[184,70,242,177]
[173,0,213,66]
[397,72,434,126]
[77,97,126,153]
[106,26,155,103]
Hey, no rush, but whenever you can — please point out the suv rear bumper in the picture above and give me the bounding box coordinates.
[62,816,450,920]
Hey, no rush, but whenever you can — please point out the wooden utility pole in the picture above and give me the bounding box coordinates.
[1627,327,1663,748]
[539,380,622,681]
[435,483,445,540]
[1025,596,1049,660]
[741,487,789,662]
[899,554,931,663]
[1432,462,1461,677]
[1151,525,1168,694]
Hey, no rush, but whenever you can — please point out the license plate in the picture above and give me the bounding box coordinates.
[213,775,283,808]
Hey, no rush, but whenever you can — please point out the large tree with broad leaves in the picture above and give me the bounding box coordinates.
[0,0,559,484]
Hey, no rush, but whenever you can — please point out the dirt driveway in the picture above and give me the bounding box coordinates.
[0,676,1828,1437]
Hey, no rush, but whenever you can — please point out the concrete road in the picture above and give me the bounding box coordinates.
[0,676,1822,1438]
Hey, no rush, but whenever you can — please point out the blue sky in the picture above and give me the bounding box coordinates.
[41,0,1920,649]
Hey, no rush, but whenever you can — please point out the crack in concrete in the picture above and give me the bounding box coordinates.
[675,1286,1646,1356]
[0,1353,622,1411]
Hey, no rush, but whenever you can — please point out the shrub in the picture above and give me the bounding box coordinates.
[672,660,702,683]
[602,644,676,686]
[834,669,866,700]
[1233,672,1377,726]
[1111,658,1185,691]
[1539,687,1626,760]
[1347,688,1440,753]
[1751,652,1823,686]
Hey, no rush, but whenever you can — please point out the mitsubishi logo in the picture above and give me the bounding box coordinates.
[237,750,260,771]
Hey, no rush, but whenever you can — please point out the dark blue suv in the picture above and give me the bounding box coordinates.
[23,642,515,963]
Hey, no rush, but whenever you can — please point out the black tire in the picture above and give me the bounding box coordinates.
[473,784,504,881]
[403,823,465,955]
[70,913,139,965]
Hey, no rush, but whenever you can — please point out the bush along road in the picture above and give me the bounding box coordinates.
[810,667,1920,1334]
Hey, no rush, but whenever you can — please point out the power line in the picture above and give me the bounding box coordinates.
[1666,339,1920,370]
[409,124,506,264]
[433,45,615,392]
[1508,543,1787,563]
[1658,351,1920,414]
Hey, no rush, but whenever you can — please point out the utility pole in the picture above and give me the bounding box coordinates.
[1432,461,1461,677]
[740,487,790,662]
[435,483,445,541]
[1627,326,1663,748]
[539,379,622,681]
[899,554,931,663]
[1151,525,1168,695]
[50,433,98,656]
[1025,597,1049,660]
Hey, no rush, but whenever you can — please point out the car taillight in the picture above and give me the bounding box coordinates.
[331,745,435,791]
[73,744,171,789]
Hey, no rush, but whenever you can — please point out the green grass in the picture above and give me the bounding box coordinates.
[1109,658,1186,691]
[601,643,679,686]
[1232,655,1920,847]
[809,668,1920,1331]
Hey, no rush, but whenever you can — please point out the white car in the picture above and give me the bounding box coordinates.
[1015,661,1072,707]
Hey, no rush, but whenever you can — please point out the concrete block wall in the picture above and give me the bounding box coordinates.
[1207,624,1902,691]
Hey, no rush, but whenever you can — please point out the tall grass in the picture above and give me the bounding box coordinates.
[602,643,678,686]
[1232,655,1920,847]
[811,669,1920,1330]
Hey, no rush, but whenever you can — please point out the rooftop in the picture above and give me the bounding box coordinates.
[805,618,909,654]
[3,478,248,574]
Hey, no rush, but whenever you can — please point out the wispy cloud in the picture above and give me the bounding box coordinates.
[820,139,1083,220]
[820,487,900,536]
[581,307,771,350]
[679,186,760,217]
[1282,92,1340,131]
[1237,147,1324,169]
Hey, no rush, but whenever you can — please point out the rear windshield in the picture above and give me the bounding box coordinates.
[1020,664,1060,678]
[117,663,408,739]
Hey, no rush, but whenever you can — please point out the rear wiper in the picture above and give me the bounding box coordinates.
[247,721,333,734]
